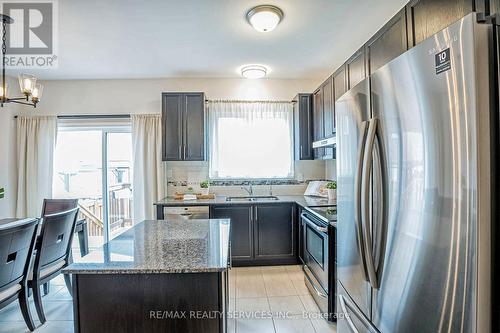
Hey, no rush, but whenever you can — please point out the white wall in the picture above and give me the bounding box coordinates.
[0,77,323,213]
[0,77,22,217]
[18,78,320,116]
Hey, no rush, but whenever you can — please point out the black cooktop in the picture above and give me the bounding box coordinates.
[307,206,337,222]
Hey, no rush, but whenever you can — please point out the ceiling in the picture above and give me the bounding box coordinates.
[21,0,408,80]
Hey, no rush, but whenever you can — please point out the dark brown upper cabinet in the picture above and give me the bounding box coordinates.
[322,76,335,137]
[313,75,335,141]
[313,88,324,142]
[310,0,481,162]
[294,94,314,160]
[312,75,336,160]
[162,92,205,161]
[366,7,408,75]
[312,88,324,160]
[406,0,474,47]
[346,46,367,89]
[333,64,347,102]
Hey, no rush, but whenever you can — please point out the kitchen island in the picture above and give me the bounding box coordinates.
[64,219,231,333]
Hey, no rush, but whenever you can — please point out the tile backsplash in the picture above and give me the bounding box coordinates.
[325,159,336,180]
[164,159,335,196]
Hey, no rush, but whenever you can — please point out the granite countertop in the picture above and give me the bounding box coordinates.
[154,195,335,208]
[63,219,230,274]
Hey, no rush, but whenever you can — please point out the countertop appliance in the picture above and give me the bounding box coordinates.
[301,205,336,321]
[336,13,496,332]
[304,180,329,197]
[163,206,209,220]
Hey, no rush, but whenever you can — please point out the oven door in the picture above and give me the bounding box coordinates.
[302,212,329,292]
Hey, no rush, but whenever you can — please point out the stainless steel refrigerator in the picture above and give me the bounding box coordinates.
[336,13,496,333]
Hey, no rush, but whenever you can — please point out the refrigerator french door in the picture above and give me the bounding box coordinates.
[336,13,494,333]
[336,79,372,320]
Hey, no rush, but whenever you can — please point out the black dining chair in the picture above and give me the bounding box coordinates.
[28,208,79,324]
[40,198,79,295]
[41,199,79,217]
[0,218,39,331]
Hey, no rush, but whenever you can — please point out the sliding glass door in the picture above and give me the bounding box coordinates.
[52,125,133,249]
[105,132,133,240]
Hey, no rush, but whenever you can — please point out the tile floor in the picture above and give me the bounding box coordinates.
[0,265,336,333]
[229,265,336,333]
[0,274,73,333]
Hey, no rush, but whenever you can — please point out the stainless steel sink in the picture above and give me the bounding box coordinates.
[226,196,279,202]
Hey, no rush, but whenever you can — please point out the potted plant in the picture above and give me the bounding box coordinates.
[200,180,210,195]
[326,181,336,201]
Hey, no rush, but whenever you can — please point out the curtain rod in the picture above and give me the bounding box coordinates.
[14,114,131,119]
[206,99,295,103]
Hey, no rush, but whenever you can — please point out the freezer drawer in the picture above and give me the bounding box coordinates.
[337,282,379,333]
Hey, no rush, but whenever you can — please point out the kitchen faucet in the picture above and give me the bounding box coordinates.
[242,184,253,196]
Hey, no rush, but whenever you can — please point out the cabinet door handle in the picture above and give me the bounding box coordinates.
[300,145,303,158]
[183,145,186,159]
[254,207,258,222]
[250,207,253,221]
[178,145,182,159]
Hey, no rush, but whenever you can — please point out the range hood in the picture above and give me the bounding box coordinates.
[312,136,336,149]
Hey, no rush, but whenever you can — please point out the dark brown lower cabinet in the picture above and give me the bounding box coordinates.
[210,205,253,262]
[72,272,228,333]
[210,203,296,266]
[254,204,295,260]
[297,206,305,264]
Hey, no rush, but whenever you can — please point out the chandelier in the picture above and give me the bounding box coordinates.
[0,14,42,107]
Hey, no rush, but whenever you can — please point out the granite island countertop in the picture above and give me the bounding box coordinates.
[63,219,230,274]
[154,195,335,208]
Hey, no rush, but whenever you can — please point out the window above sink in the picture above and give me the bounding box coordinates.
[208,101,294,179]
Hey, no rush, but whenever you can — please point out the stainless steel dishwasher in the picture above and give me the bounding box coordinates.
[163,206,210,220]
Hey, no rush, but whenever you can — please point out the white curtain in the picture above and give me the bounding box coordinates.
[16,116,58,217]
[208,101,294,179]
[131,114,164,221]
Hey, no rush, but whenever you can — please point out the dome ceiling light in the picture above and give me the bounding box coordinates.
[240,65,268,79]
[246,5,283,33]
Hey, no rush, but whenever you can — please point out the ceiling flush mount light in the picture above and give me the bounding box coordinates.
[241,65,267,79]
[246,5,283,32]
[0,14,42,108]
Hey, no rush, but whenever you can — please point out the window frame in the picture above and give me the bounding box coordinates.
[54,120,132,243]
[208,107,295,180]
